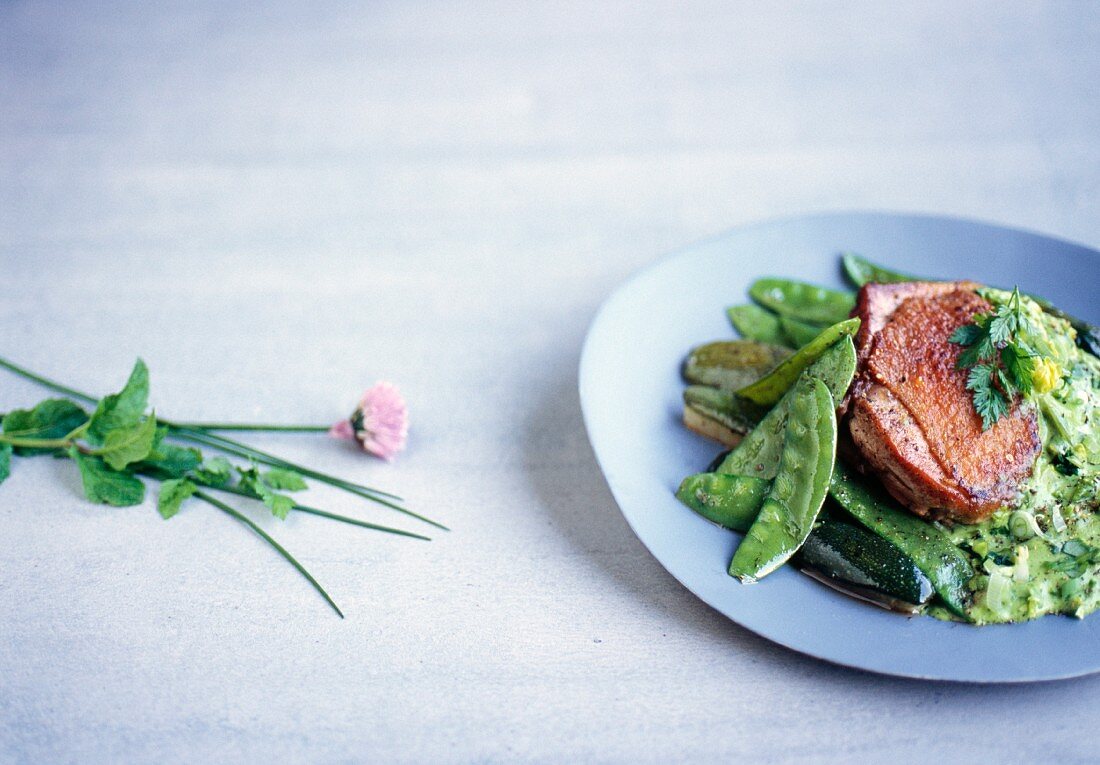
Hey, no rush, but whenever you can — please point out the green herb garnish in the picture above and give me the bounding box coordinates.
[949,287,1039,430]
[0,356,437,617]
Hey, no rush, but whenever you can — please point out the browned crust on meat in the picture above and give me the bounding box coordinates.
[845,282,1041,523]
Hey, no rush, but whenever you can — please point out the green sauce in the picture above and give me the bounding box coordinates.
[927,296,1100,624]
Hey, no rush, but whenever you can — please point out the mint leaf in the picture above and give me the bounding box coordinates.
[194,456,232,486]
[2,399,88,454]
[157,478,196,519]
[96,413,158,471]
[71,448,145,506]
[262,468,307,492]
[0,443,11,486]
[87,359,149,443]
[139,443,202,478]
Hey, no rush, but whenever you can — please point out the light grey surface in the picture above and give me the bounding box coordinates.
[1,2,1099,763]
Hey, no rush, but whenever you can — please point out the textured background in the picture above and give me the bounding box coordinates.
[2,2,1100,763]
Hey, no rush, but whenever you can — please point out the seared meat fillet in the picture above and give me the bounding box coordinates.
[846,282,1041,523]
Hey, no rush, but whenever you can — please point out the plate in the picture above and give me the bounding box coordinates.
[579,212,1100,682]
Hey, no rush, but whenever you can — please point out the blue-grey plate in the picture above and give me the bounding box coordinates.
[579,212,1100,682]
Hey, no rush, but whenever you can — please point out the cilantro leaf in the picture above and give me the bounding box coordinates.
[70,448,146,506]
[262,468,308,492]
[949,323,983,346]
[0,443,11,486]
[2,399,88,454]
[87,359,149,444]
[157,478,197,519]
[237,463,295,519]
[96,413,158,471]
[966,364,1010,430]
[193,456,233,486]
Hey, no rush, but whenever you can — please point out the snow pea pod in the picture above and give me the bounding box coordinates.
[717,336,857,477]
[728,376,837,582]
[749,278,856,325]
[675,472,769,532]
[778,315,823,348]
[682,386,766,446]
[828,462,972,619]
[682,340,791,390]
[726,304,789,346]
[736,319,860,406]
[840,252,919,287]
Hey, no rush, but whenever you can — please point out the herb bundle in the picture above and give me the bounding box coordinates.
[949,287,1044,430]
[0,356,442,617]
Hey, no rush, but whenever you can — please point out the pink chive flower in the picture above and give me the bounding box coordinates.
[329,382,408,460]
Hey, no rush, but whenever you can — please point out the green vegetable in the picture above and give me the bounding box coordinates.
[682,340,791,390]
[194,456,233,486]
[237,463,297,519]
[726,304,788,346]
[736,320,860,406]
[683,386,765,433]
[729,376,837,582]
[840,252,919,287]
[2,399,88,455]
[158,478,197,519]
[1028,295,1100,359]
[749,277,856,325]
[138,442,203,478]
[95,411,158,471]
[676,472,769,531]
[71,448,146,507]
[828,463,972,618]
[0,443,11,486]
[263,468,309,491]
[717,336,857,477]
[797,519,934,609]
[949,287,1039,429]
[778,316,823,348]
[87,359,149,443]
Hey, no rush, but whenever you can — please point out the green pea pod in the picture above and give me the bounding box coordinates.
[675,473,935,610]
[726,304,789,346]
[728,376,837,582]
[683,386,767,431]
[682,340,791,390]
[778,315,823,348]
[718,336,857,477]
[749,278,856,325]
[827,463,972,619]
[735,319,860,406]
[675,472,769,532]
[840,252,919,287]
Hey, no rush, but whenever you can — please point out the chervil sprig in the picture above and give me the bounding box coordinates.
[949,287,1040,430]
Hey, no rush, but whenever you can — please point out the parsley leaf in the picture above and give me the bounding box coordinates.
[262,468,308,492]
[157,478,197,519]
[237,463,296,519]
[70,448,146,506]
[193,456,233,486]
[949,287,1042,430]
